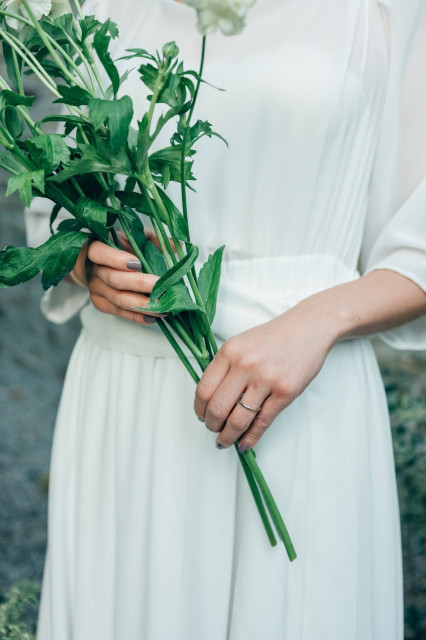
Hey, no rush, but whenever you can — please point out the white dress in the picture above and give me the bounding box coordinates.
[26,1,426,638]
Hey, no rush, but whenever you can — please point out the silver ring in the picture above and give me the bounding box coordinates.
[237,398,262,413]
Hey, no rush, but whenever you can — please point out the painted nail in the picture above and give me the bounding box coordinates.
[197,417,205,423]
[143,315,157,324]
[238,443,249,454]
[216,442,226,450]
[127,259,141,270]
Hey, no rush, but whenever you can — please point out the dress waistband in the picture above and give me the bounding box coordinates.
[80,253,359,357]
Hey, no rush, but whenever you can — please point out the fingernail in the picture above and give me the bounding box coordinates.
[197,417,205,423]
[143,315,157,323]
[127,259,141,270]
[238,443,249,454]
[216,442,226,450]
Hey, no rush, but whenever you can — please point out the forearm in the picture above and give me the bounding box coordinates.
[297,268,426,346]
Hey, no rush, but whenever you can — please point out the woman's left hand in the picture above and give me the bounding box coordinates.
[194,298,340,452]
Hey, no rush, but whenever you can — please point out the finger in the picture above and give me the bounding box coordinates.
[89,275,163,316]
[235,394,289,453]
[215,387,270,449]
[92,264,158,294]
[88,240,142,272]
[91,293,158,326]
[204,374,246,434]
[194,349,231,420]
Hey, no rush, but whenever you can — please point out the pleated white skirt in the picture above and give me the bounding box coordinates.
[36,303,403,640]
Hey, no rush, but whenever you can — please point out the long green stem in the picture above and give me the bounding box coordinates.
[236,445,277,547]
[243,449,297,561]
[157,319,200,384]
[180,36,206,227]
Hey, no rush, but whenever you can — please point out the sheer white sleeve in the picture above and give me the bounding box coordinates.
[361,0,426,349]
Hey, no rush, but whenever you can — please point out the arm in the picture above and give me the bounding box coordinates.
[194,268,426,452]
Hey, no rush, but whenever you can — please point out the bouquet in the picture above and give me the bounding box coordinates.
[0,0,296,560]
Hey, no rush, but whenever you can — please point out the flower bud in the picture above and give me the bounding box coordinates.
[162,41,179,60]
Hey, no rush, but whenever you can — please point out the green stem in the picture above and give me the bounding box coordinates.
[243,449,297,561]
[157,319,201,384]
[180,36,206,228]
[21,0,86,90]
[236,445,277,547]
[0,26,60,96]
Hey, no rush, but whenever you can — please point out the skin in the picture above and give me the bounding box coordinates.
[70,239,426,453]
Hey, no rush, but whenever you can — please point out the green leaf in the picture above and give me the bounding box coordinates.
[115,190,153,216]
[40,231,89,289]
[149,146,194,187]
[1,42,21,92]
[0,231,88,289]
[119,48,156,62]
[150,244,199,302]
[126,211,147,252]
[0,90,34,109]
[6,170,45,207]
[156,188,189,241]
[79,15,101,41]
[144,240,167,276]
[93,19,120,97]
[49,202,62,233]
[57,218,84,232]
[35,114,95,137]
[88,96,133,156]
[144,282,201,315]
[0,245,41,287]
[197,246,225,323]
[53,85,93,106]
[75,197,111,241]
[47,147,114,182]
[26,134,71,172]
[1,106,23,139]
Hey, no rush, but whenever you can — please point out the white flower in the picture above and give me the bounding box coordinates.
[1,0,51,30]
[0,0,70,30]
[183,0,256,36]
[49,0,71,20]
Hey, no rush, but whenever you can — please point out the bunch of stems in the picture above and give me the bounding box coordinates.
[0,0,296,559]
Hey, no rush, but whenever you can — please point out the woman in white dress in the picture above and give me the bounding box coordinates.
[25,0,426,638]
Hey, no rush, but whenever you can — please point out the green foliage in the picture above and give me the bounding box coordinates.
[0,581,39,640]
[0,231,89,290]
[198,246,225,323]
[6,170,45,207]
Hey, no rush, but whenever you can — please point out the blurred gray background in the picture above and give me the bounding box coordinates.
[0,73,425,639]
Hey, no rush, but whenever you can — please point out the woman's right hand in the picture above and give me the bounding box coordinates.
[71,237,163,326]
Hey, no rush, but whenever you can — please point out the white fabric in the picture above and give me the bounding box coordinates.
[30,0,426,638]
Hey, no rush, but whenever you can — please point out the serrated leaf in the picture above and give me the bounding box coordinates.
[89,96,133,156]
[150,245,198,302]
[197,246,225,323]
[26,134,70,172]
[6,170,45,207]
[93,20,120,97]
[79,15,101,41]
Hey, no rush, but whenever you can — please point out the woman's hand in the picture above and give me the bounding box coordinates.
[194,299,338,453]
[194,269,426,453]
[70,231,164,326]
